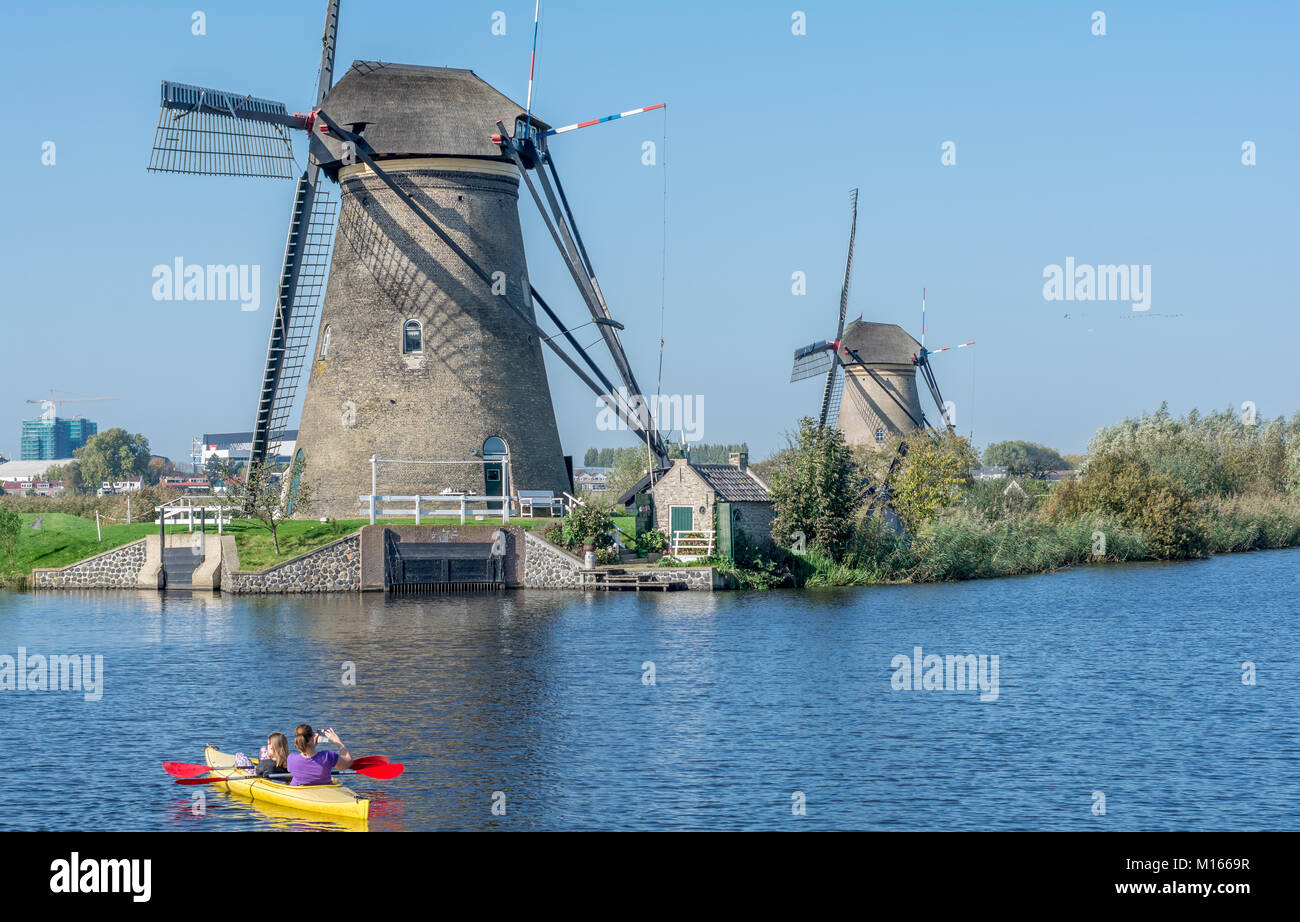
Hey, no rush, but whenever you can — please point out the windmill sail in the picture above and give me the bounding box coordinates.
[249,0,341,466]
[817,189,858,429]
[790,341,834,382]
[822,364,845,429]
[252,179,338,462]
[148,81,299,179]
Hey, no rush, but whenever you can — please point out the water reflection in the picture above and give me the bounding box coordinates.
[3,550,1299,830]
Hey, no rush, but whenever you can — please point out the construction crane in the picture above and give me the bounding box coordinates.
[26,391,118,420]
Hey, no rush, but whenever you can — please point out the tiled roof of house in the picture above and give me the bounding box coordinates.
[693,464,771,503]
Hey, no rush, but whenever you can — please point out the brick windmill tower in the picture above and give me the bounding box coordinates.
[146,2,668,517]
[293,62,571,515]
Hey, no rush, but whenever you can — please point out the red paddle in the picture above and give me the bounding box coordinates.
[352,756,391,769]
[176,762,405,785]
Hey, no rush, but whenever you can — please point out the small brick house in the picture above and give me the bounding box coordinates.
[649,451,774,551]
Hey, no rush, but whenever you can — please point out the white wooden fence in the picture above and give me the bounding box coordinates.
[154,497,232,531]
[361,493,511,525]
[670,530,715,560]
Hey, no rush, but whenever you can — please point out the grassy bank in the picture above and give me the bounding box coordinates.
[1,514,167,585]
[783,498,1300,590]
[745,406,1300,591]
[795,512,1151,587]
[0,512,546,587]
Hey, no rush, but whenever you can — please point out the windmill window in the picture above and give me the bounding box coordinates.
[319,325,331,359]
[286,449,306,515]
[403,319,423,354]
[875,428,886,443]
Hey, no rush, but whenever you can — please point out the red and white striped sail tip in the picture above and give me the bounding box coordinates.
[540,103,666,138]
[929,341,976,354]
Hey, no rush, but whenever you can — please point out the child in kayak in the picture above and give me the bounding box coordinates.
[288,724,354,786]
[255,732,291,781]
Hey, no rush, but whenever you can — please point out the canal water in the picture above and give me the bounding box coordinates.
[1,549,1296,831]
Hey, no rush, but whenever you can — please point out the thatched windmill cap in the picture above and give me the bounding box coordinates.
[322,61,550,158]
[840,318,921,366]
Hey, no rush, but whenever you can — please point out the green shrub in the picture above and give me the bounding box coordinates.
[845,512,916,579]
[564,501,614,549]
[907,510,1149,582]
[769,417,858,561]
[0,506,20,567]
[799,549,878,587]
[1088,404,1296,497]
[1048,451,1207,559]
[543,521,566,548]
[635,528,668,556]
[956,478,1037,521]
[890,432,981,531]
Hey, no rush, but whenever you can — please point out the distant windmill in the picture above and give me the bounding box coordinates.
[789,189,858,430]
[789,197,973,449]
[146,0,670,516]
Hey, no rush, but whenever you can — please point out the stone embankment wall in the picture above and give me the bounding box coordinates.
[30,540,148,589]
[654,567,717,591]
[520,532,717,590]
[30,528,718,593]
[221,534,361,594]
[522,531,588,587]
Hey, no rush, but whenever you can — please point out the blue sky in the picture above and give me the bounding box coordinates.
[2,0,1296,465]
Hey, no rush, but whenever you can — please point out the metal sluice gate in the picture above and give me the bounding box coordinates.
[385,537,506,593]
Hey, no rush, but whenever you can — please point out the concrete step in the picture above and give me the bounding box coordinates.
[162,547,203,589]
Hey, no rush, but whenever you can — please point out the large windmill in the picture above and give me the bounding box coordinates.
[789,195,972,449]
[147,0,670,517]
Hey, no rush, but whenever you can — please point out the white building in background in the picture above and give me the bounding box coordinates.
[575,468,611,492]
[0,458,75,482]
[199,430,298,466]
[99,479,143,496]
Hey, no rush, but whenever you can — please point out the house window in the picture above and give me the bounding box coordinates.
[875,427,885,443]
[403,319,422,354]
[319,325,331,358]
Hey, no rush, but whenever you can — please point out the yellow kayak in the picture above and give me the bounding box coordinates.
[203,745,370,820]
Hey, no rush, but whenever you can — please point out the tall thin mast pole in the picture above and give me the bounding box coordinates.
[921,287,927,353]
[524,0,541,137]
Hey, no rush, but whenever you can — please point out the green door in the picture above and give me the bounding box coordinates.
[484,462,503,497]
[715,502,734,562]
[669,506,693,537]
[634,492,653,536]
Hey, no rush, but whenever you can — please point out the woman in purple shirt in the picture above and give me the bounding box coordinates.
[288,724,354,786]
